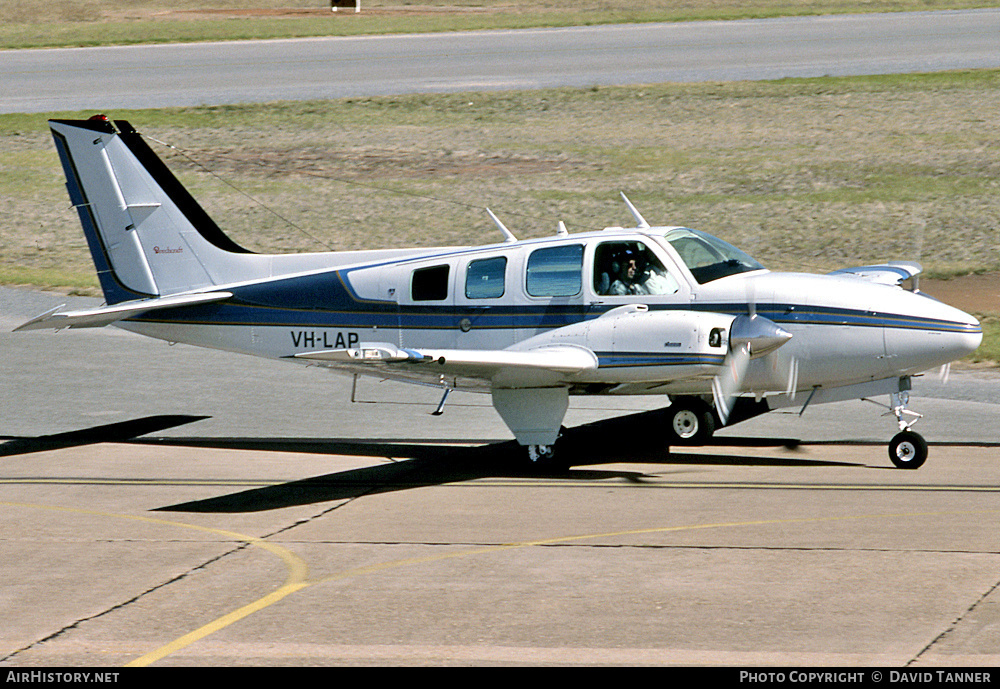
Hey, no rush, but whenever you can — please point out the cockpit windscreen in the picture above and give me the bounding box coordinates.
[663,228,765,284]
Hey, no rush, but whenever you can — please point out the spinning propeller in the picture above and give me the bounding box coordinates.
[711,295,793,425]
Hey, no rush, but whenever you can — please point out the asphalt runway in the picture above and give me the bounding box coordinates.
[3,9,1000,113]
[3,287,1000,666]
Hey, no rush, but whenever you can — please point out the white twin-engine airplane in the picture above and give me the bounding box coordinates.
[18,117,983,470]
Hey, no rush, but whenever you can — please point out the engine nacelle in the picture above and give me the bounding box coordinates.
[515,305,739,384]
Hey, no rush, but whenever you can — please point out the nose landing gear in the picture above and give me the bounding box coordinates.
[889,429,928,469]
[884,391,927,469]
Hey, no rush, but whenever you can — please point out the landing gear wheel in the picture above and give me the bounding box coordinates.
[524,427,569,473]
[667,398,716,446]
[889,430,928,469]
[525,444,569,473]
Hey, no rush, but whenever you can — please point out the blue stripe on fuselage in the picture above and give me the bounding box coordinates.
[124,267,981,336]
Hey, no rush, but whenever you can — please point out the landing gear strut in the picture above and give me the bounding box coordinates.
[883,390,928,469]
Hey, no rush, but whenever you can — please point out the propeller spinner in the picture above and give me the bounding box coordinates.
[713,313,793,425]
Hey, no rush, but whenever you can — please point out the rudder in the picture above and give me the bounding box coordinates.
[50,116,253,305]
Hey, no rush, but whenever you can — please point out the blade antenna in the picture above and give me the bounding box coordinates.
[620,192,650,229]
[486,208,518,243]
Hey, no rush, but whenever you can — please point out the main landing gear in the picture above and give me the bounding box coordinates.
[525,427,570,473]
[665,397,716,446]
[525,444,570,472]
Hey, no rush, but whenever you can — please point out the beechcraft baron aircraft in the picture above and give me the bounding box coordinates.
[17,117,983,469]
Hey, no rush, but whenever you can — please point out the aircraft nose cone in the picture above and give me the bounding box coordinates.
[883,296,983,373]
[730,314,793,358]
[953,310,983,357]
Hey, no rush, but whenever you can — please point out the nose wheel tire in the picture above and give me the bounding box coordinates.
[889,430,928,469]
[667,398,716,445]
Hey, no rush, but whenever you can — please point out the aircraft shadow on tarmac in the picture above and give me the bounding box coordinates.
[0,410,858,513]
[0,415,210,457]
[142,409,858,514]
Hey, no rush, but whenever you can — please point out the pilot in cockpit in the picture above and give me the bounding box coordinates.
[598,244,678,296]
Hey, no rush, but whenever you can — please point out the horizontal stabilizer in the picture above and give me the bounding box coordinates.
[828,261,922,286]
[295,342,599,387]
[14,291,233,332]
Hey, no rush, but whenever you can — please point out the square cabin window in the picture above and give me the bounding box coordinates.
[466,257,506,299]
[526,244,583,297]
[411,264,450,301]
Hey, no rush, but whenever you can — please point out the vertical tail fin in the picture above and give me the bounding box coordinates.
[50,116,253,305]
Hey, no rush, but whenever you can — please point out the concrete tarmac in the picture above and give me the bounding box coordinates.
[3,287,1000,666]
[4,441,1000,666]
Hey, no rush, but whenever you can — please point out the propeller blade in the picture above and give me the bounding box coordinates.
[938,362,951,385]
[785,356,800,401]
[712,344,751,426]
[712,313,793,426]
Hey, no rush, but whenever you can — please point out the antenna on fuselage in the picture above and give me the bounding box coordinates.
[486,208,518,243]
[557,221,568,236]
[620,192,650,229]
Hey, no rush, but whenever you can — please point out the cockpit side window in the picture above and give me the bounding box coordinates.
[526,244,583,297]
[593,241,679,297]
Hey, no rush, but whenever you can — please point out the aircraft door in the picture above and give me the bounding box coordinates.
[521,243,586,340]
[455,253,516,350]
[378,263,407,348]
[397,261,458,349]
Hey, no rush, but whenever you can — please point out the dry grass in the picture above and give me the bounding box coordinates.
[3,73,999,296]
[3,0,995,24]
[2,1,998,48]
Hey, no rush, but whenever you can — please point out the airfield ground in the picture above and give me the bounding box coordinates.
[5,439,1000,667]
[2,5,999,666]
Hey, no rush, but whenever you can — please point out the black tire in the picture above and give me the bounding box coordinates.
[889,430,928,469]
[667,398,716,446]
[524,427,570,473]
[525,444,569,473]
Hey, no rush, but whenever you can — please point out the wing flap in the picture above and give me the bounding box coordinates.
[14,291,233,331]
[295,342,599,388]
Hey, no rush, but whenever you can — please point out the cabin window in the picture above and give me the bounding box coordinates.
[526,244,583,297]
[411,265,450,301]
[594,241,679,296]
[466,256,506,299]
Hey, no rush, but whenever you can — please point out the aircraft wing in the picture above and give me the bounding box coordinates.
[827,261,922,286]
[14,291,233,331]
[294,342,599,389]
